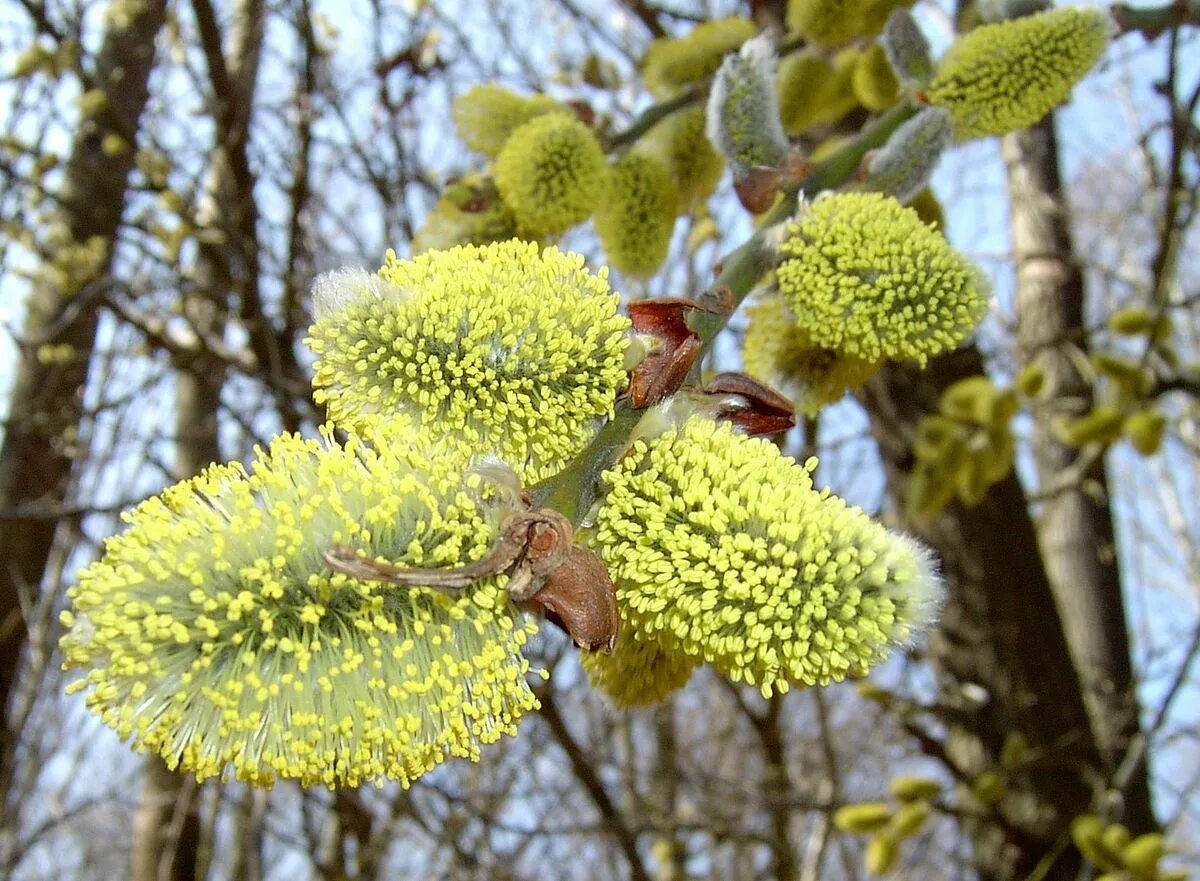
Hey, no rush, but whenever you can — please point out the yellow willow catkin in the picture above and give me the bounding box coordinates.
[743,292,880,415]
[777,192,987,365]
[580,623,700,707]
[591,416,945,697]
[61,429,542,788]
[452,84,569,157]
[642,17,759,97]
[642,106,724,211]
[493,114,608,238]
[926,6,1110,140]
[307,241,631,483]
[594,151,678,278]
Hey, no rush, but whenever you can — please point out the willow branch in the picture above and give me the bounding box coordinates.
[532,102,918,523]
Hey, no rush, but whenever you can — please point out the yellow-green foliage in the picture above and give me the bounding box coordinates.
[1107,306,1173,344]
[494,114,607,238]
[60,429,541,788]
[970,770,1006,805]
[927,7,1110,140]
[642,17,759,97]
[743,292,880,414]
[853,44,900,111]
[452,84,569,157]
[776,50,859,133]
[643,107,724,210]
[580,624,699,706]
[591,416,944,697]
[865,835,899,874]
[1092,352,1155,399]
[777,192,988,365]
[412,179,517,254]
[889,775,943,802]
[1125,408,1166,456]
[905,376,1016,520]
[595,151,678,278]
[908,188,944,228]
[787,0,914,46]
[1056,404,1125,447]
[307,241,630,483]
[1016,362,1046,397]
[834,803,893,833]
[1071,817,1179,881]
[891,801,931,836]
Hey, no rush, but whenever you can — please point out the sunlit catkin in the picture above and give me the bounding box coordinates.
[591,416,945,696]
[307,241,630,483]
[61,429,541,788]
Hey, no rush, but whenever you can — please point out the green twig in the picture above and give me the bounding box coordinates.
[604,85,704,150]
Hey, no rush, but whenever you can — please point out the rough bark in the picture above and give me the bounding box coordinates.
[863,347,1101,881]
[0,0,167,813]
[1002,119,1155,832]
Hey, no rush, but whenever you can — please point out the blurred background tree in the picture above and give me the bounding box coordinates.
[0,1,1197,880]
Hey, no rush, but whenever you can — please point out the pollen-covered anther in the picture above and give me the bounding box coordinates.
[60,429,542,788]
[589,416,945,696]
[743,292,880,415]
[926,6,1110,140]
[595,151,678,279]
[494,114,608,238]
[306,240,631,483]
[776,192,988,366]
[580,624,700,706]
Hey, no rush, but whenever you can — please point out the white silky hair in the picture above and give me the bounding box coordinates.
[310,267,413,321]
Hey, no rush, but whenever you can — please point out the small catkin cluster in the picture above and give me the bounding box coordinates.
[927,6,1110,140]
[643,106,725,211]
[452,84,570,157]
[642,17,759,97]
[580,623,700,706]
[307,241,630,483]
[905,376,1017,521]
[60,429,541,788]
[777,192,987,365]
[706,34,789,173]
[594,151,679,278]
[743,292,880,415]
[787,0,916,47]
[494,113,608,238]
[590,416,944,697]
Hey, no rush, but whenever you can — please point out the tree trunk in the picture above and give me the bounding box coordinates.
[1002,119,1155,833]
[863,347,1101,881]
[132,760,202,881]
[0,0,167,817]
[129,1,265,878]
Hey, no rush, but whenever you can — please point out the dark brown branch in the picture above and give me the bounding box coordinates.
[536,689,653,881]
